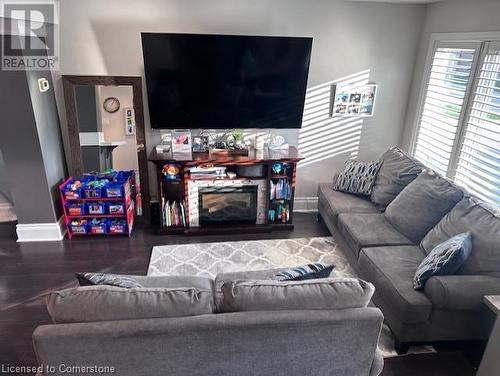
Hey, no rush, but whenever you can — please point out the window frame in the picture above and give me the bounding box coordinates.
[411,32,500,184]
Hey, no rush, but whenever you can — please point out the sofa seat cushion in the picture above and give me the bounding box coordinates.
[338,213,413,257]
[358,246,432,324]
[421,196,500,277]
[385,170,464,243]
[318,183,379,225]
[370,147,425,210]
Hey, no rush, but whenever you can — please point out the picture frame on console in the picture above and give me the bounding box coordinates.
[171,130,192,154]
[192,136,209,153]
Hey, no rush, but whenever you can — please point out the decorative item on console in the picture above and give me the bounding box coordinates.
[265,133,289,151]
[155,133,171,153]
[163,164,181,180]
[192,135,209,153]
[271,162,293,177]
[272,162,283,175]
[205,129,249,156]
[171,129,192,153]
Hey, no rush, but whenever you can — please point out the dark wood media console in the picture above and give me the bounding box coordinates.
[149,147,304,235]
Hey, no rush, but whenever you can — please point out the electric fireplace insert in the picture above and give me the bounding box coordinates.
[199,186,258,226]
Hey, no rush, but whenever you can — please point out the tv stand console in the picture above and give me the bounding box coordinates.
[148,147,304,235]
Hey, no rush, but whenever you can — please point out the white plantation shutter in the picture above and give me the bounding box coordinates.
[414,43,480,176]
[454,42,500,204]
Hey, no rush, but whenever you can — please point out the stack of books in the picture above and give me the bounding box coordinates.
[162,199,187,227]
[270,179,292,200]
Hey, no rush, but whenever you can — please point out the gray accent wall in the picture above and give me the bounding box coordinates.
[54,0,426,201]
[26,70,68,218]
[0,149,12,202]
[0,70,58,223]
[0,35,67,224]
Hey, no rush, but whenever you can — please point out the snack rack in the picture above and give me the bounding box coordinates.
[59,172,136,239]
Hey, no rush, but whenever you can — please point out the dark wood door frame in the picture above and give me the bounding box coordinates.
[62,75,150,217]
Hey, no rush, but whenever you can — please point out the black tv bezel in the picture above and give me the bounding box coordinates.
[141,32,313,130]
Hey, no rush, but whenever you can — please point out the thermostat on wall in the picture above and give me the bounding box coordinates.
[124,107,136,135]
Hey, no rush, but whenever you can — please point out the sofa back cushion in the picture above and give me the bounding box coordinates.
[385,170,463,243]
[219,278,374,313]
[421,196,500,277]
[370,147,425,210]
[46,285,215,323]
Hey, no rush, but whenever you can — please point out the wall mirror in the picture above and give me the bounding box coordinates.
[62,75,149,216]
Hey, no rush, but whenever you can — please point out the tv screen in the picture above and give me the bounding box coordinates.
[141,33,312,129]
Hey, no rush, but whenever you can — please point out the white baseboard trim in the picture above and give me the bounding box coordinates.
[293,197,319,212]
[16,216,66,242]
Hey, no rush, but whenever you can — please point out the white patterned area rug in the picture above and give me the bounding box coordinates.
[148,236,435,358]
[148,237,356,279]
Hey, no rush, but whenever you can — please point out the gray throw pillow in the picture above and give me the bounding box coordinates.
[385,170,463,243]
[421,196,500,277]
[333,160,381,196]
[46,285,215,323]
[370,146,425,210]
[219,278,374,312]
[275,263,334,281]
[413,232,472,290]
[76,272,143,288]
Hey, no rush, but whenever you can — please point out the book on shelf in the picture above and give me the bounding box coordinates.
[161,198,187,227]
[270,179,292,200]
[268,202,291,223]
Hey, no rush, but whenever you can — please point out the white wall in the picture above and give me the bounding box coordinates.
[402,0,500,151]
[96,86,140,172]
[55,0,425,202]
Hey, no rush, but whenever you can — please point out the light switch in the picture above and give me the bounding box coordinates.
[37,78,49,92]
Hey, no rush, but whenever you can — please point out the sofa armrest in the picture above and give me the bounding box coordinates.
[369,349,384,376]
[424,275,500,311]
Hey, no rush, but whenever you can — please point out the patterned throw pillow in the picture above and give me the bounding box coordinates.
[333,160,382,196]
[275,263,334,281]
[413,232,472,290]
[76,272,143,288]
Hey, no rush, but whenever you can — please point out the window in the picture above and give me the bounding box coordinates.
[413,39,500,205]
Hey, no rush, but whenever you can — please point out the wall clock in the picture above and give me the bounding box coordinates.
[103,97,121,113]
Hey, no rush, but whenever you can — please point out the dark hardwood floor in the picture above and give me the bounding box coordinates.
[0,213,477,375]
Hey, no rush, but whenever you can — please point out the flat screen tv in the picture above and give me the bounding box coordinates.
[141,33,312,129]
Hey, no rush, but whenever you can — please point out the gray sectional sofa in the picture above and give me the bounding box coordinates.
[33,270,384,376]
[318,146,500,352]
